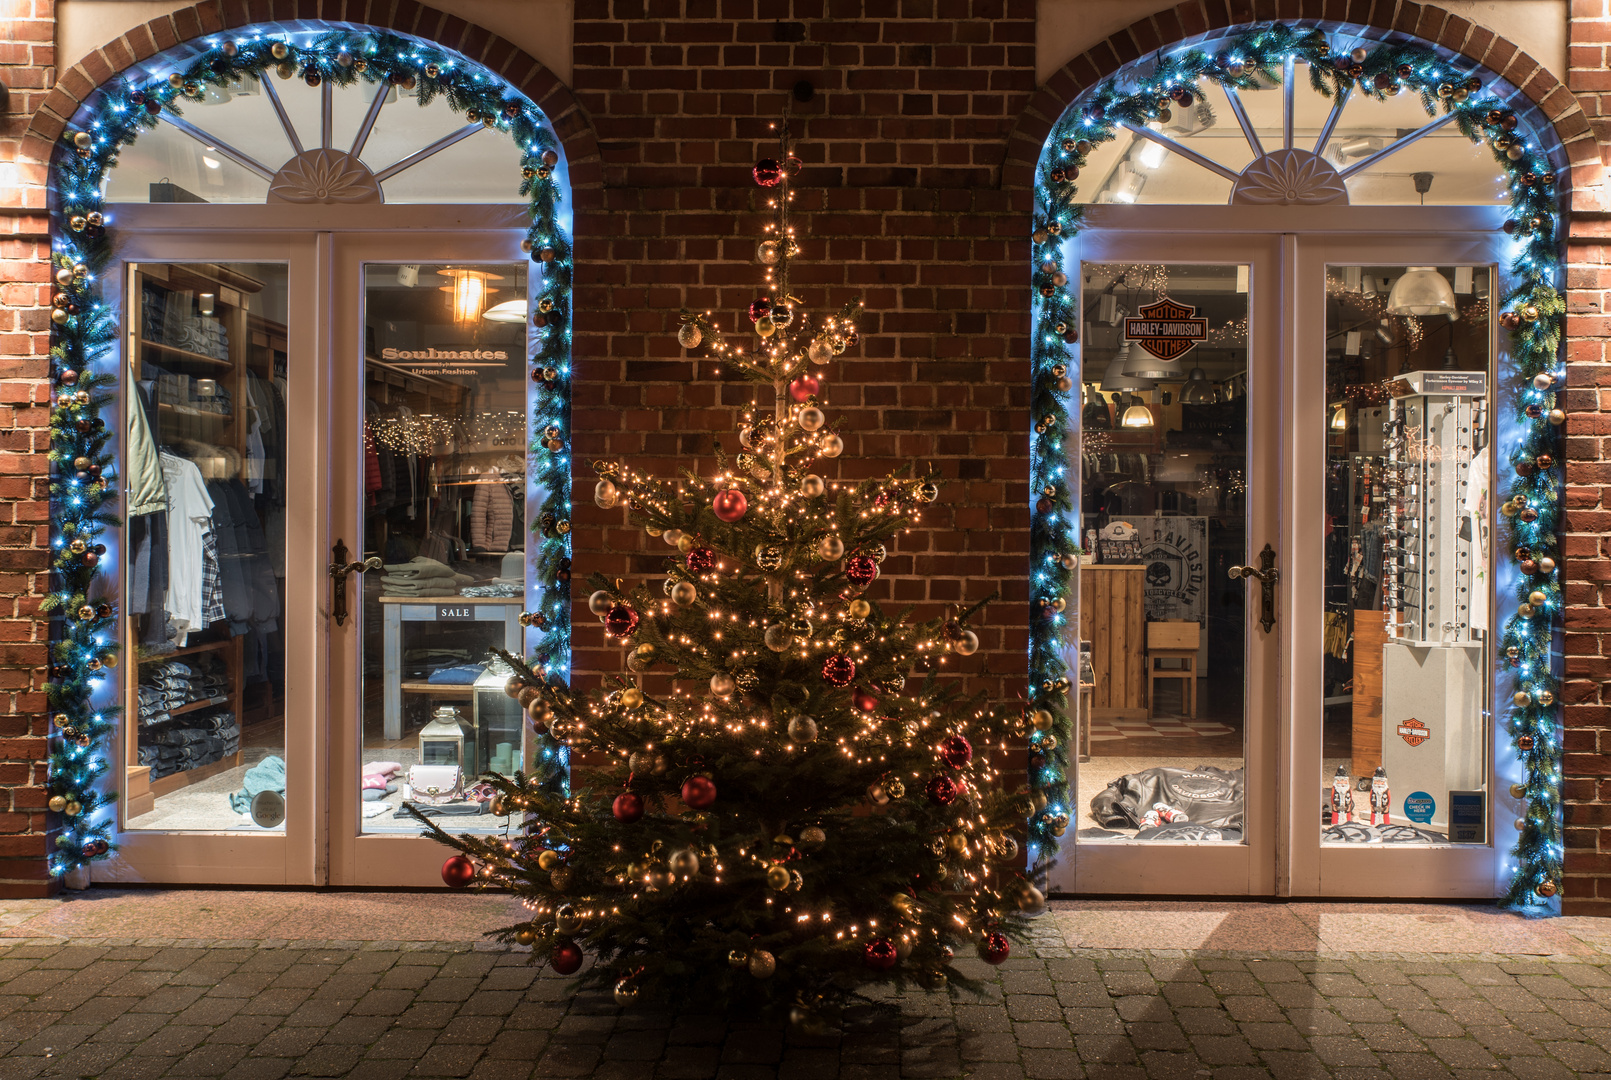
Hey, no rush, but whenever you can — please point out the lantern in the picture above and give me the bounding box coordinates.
[419,704,470,768]
[472,657,525,777]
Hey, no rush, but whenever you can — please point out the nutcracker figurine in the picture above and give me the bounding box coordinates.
[1328,765,1355,826]
[1369,767,1391,827]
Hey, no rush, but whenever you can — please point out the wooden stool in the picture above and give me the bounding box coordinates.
[1146,620,1200,719]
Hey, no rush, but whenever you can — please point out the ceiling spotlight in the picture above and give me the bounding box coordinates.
[1387,267,1456,317]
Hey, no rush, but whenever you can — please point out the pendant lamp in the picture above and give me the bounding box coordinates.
[1100,342,1156,392]
[1120,340,1182,382]
[1120,394,1155,428]
[1178,365,1214,404]
[1386,267,1455,317]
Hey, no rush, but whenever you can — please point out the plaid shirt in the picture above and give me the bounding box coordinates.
[202,530,226,625]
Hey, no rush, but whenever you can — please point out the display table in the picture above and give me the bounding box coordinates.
[1079,565,1147,720]
[380,596,524,741]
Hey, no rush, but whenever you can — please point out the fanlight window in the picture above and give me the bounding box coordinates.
[1080,57,1508,206]
[106,33,523,205]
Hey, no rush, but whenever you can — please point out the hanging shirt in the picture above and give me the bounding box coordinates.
[1464,446,1491,633]
[161,452,215,646]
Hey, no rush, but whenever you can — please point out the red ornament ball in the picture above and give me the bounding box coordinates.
[550,939,584,975]
[925,774,959,806]
[979,932,1010,965]
[852,688,879,713]
[939,734,973,769]
[681,774,718,810]
[604,603,640,639]
[613,792,645,823]
[822,653,856,687]
[789,375,819,402]
[753,158,783,186]
[686,546,717,574]
[864,937,899,970]
[844,555,878,587]
[748,297,773,322]
[441,855,476,887]
[713,488,749,523]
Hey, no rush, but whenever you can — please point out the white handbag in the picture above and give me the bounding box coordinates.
[405,764,464,804]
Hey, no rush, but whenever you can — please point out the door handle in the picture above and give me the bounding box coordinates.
[1229,542,1279,634]
[328,538,383,627]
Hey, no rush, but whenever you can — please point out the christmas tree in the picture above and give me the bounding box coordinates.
[419,118,1050,1019]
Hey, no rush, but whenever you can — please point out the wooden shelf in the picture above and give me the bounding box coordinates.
[156,696,229,720]
[158,402,233,421]
[138,338,235,369]
[147,751,244,798]
[399,682,475,695]
[140,638,232,662]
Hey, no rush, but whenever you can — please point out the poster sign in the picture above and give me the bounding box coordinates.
[1404,791,1436,824]
[1448,791,1485,843]
[1135,516,1208,624]
[1123,297,1209,362]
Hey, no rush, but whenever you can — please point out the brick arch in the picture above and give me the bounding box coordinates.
[1002,4,1598,204]
[20,1,603,209]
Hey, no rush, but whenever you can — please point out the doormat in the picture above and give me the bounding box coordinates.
[1089,716,1236,741]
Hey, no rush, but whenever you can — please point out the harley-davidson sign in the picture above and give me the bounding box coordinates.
[1124,297,1209,362]
[1397,717,1430,747]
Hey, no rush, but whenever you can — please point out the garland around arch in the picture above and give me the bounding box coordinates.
[44,28,575,876]
[1028,23,1564,907]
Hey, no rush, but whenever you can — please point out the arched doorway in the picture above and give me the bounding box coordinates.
[44,23,583,886]
[1023,22,1570,903]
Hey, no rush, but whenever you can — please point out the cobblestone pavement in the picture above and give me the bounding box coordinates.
[2,916,1611,1080]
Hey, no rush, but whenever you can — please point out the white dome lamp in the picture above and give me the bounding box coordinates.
[1099,341,1156,393]
[1386,267,1456,317]
[1120,395,1155,428]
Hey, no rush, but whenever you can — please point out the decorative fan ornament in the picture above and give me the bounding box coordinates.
[268,149,383,204]
[1230,149,1349,206]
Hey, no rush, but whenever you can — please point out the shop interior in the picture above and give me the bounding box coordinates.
[1075,262,1251,844]
[124,261,291,832]
[1072,262,1493,847]
[357,262,530,836]
[1319,265,1493,846]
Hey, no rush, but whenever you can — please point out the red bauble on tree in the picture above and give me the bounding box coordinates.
[822,653,856,687]
[863,938,898,970]
[713,488,748,523]
[748,297,773,322]
[550,939,584,975]
[852,688,879,713]
[441,855,476,887]
[752,158,783,187]
[939,734,973,769]
[681,774,718,810]
[686,546,717,574]
[604,603,640,638]
[925,774,958,806]
[979,932,1010,965]
[789,375,819,402]
[613,792,646,823]
[844,555,878,587]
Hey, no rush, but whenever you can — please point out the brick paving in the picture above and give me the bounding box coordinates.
[1,919,1610,1079]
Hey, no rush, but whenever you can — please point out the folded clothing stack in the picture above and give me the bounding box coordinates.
[138,709,239,779]
[139,658,229,724]
[380,557,474,598]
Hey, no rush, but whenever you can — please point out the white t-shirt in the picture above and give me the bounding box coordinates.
[161,453,214,645]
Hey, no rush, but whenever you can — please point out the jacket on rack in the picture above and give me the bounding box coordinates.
[469,472,514,553]
[127,377,168,516]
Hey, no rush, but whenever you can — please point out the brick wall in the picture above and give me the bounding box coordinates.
[0,0,56,899]
[1564,0,1611,918]
[565,0,1040,701]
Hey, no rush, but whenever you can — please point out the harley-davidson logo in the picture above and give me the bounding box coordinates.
[1124,297,1209,362]
[1397,718,1430,747]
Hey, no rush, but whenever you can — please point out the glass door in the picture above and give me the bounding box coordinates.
[328,231,534,886]
[1046,233,1283,896]
[103,231,322,884]
[1292,234,1505,898]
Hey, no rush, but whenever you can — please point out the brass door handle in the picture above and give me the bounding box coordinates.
[1228,542,1279,633]
[328,538,383,627]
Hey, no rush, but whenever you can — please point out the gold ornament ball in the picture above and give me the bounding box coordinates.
[619,687,644,710]
[672,581,697,606]
[799,825,826,848]
[727,949,748,969]
[48,795,66,813]
[710,672,735,696]
[1539,557,1556,573]
[1537,879,1558,898]
[1537,690,1556,707]
[747,950,776,978]
[1517,603,1535,618]
[953,629,979,656]
[765,864,791,890]
[270,41,289,59]
[614,979,639,1006]
[1529,590,1547,607]
[819,433,844,458]
[848,598,871,619]
[818,535,845,560]
[788,716,818,743]
[537,849,561,871]
[64,800,81,817]
[514,928,536,946]
[1032,709,1054,732]
[1514,691,1532,708]
[885,778,905,799]
[277,61,296,80]
[801,474,825,497]
[1549,408,1566,425]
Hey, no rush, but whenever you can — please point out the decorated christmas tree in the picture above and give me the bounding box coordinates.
[419,118,1050,1018]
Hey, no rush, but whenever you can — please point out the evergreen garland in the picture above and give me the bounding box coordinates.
[45,28,575,873]
[1030,23,1564,905]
